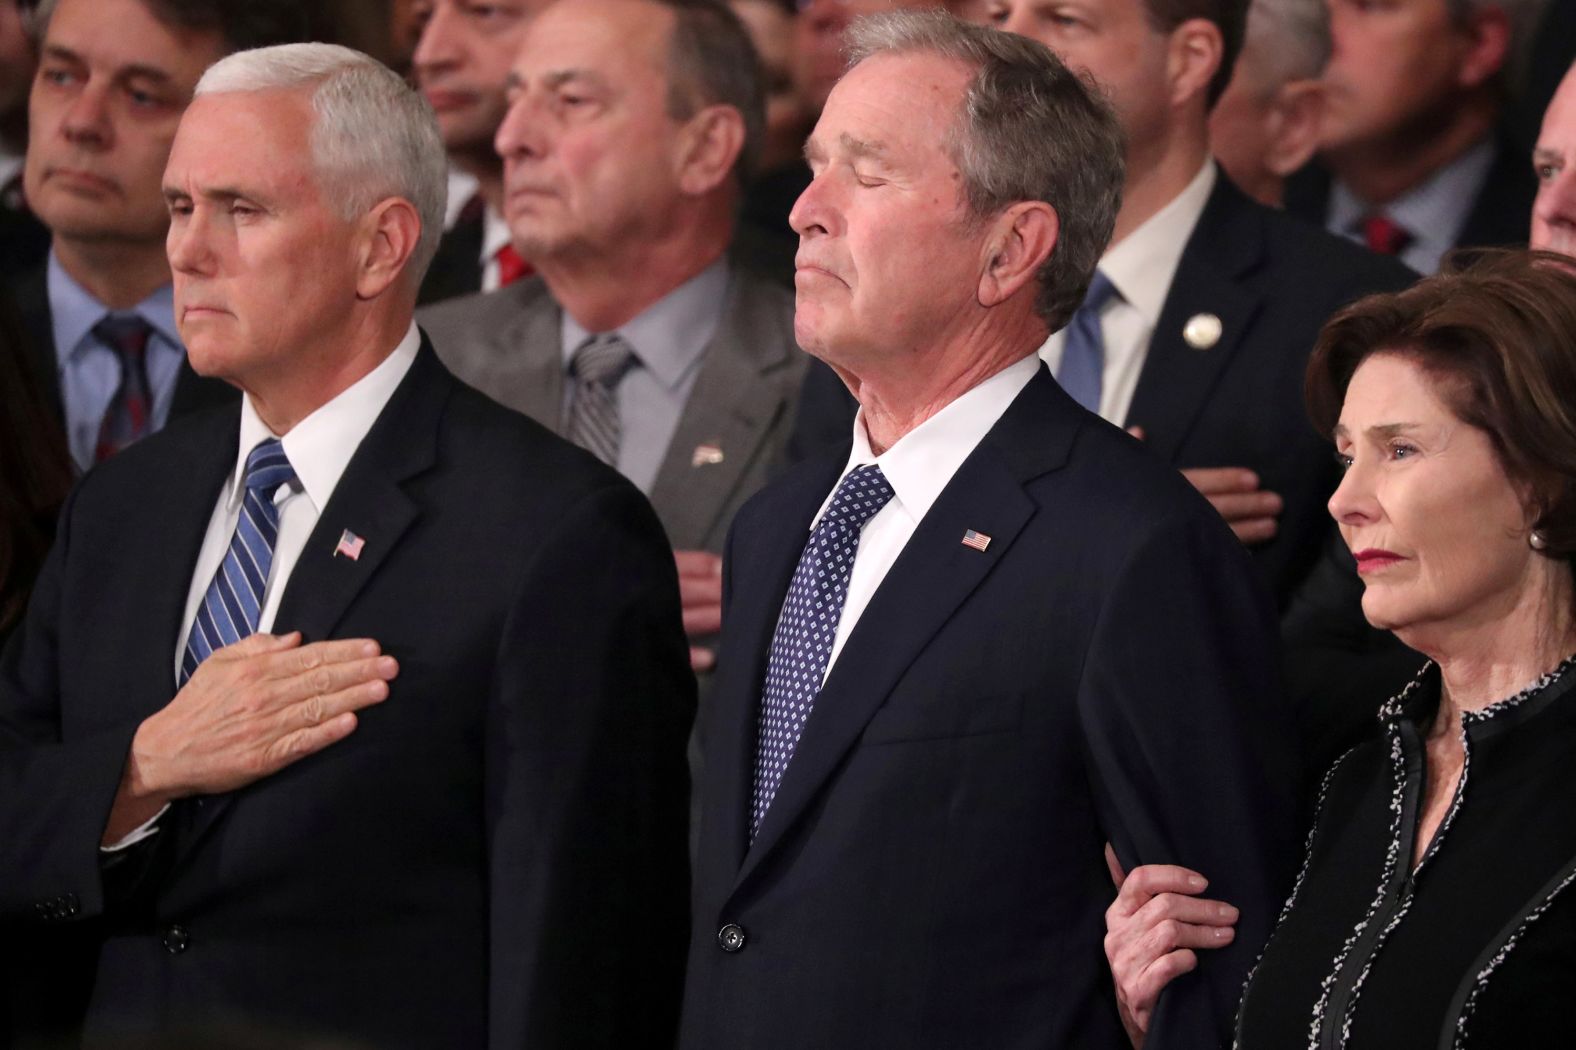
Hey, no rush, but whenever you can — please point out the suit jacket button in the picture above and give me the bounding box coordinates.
[162,924,190,954]
[717,924,746,953]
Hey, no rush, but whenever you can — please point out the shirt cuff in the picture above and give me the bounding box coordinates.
[99,803,172,853]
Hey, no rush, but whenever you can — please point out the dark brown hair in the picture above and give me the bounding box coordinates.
[1141,0,1248,107]
[1306,248,1576,559]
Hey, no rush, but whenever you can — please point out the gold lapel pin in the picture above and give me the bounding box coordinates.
[1183,313,1222,350]
[691,442,725,468]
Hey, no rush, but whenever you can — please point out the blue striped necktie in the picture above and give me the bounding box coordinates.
[179,439,298,685]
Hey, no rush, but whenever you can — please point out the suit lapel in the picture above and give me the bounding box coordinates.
[1124,179,1264,464]
[731,370,1079,891]
[648,273,799,549]
[176,345,448,856]
[429,280,564,430]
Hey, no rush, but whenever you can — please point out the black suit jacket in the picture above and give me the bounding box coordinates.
[1283,134,1538,258]
[682,367,1299,1050]
[9,263,239,450]
[791,177,1416,607]
[0,342,694,1049]
[417,206,486,307]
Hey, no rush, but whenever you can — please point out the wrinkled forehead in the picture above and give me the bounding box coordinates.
[511,0,675,88]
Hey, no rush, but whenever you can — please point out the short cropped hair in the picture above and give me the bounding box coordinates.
[1307,249,1576,562]
[195,44,449,286]
[1242,0,1329,91]
[845,11,1125,332]
[656,0,768,185]
[31,0,313,53]
[1140,0,1248,108]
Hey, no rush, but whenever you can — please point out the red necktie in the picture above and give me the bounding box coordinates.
[93,315,154,463]
[495,243,531,286]
[1361,213,1413,257]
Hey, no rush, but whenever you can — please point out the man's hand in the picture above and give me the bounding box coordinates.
[1103,845,1238,1049]
[676,550,723,672]
[102,633,397,844]
[1179,467,1282,545]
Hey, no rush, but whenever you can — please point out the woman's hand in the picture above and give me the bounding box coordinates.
[1103,844,1240,1048]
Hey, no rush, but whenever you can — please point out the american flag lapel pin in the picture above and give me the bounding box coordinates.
[961,529,991,552]
[334,529,366,561]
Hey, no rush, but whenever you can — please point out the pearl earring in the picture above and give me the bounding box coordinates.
[1531,529,1549,551]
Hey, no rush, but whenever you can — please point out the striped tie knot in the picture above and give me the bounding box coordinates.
[244,438,297,500]
[571,333,635,388]
[93,313,153,363]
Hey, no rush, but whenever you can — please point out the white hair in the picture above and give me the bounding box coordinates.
[195,43,448,286]
[1242,0,1330,90]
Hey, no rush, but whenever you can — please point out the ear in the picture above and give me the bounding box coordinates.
[1166,17,1224,111]
[1456,4,1510,90]
[977,201,1059,309]
[1264,78,1325,177]
[675,104,747,197]
[355,197,422,300]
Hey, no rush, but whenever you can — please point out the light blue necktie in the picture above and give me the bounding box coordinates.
[750,464,895,839]
[179,439,298,685]
[1056,270,1119,414]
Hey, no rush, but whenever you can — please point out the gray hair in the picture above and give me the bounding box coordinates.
[195,43,448,287]
[844,11,1125,332]
[1241,0,1330,91]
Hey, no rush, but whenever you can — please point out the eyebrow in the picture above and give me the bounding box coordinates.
[1332,421,1423,440]
[162,185,267,207]
[1534,147,1564,165]
[42,43,176,86]
[802,132,891,167]
[507,68,610,93]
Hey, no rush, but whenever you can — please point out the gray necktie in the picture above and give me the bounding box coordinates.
[566,333,635,466]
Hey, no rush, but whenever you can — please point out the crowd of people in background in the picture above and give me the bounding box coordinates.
[0,0,1575,1045]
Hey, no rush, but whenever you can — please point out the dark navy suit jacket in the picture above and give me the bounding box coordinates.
[681,366,1299,1050]
[0,343,694,1049]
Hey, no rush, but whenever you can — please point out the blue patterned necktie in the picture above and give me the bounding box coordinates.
[1056,269,1119,414]
[749,464,896,838]
[179,439,298,685]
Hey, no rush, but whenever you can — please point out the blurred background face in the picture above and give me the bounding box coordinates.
[24,0,226,245]
[1329,352,1536,637]
[495,0,689,262]
[985,0,1174,163]
[730,0,810,173]
[1319,0,1475,155]
[793,0,936,116]
[165,89,364,389]
[1208,43,1323,206]
[1531,64,1576,258]
[412,0,552,160]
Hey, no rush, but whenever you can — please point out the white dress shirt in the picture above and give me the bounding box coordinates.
[104,324,420,852]
[1039,161,1216,426]
[814,353,1041,683]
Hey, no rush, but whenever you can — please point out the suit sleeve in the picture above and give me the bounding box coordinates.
[1078,511,1301,1050]
[0,483,146,924]
[485,479,696,1050]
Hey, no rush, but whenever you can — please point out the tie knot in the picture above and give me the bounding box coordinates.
[244,438,297,499]
[1361,213,1413,257]
[1079,270,1119,315]
[93,314,153,363]
[822,463,895,533]
[572,333,635,387]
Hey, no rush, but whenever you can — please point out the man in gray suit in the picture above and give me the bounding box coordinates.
[419,0,804,671]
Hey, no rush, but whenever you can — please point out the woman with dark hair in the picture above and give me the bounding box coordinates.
[0,292,72,649]
[1103,249,1576,1049]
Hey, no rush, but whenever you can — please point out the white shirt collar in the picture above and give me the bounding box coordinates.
[228,323,421,512]
[480,206,512,265]
[818,353,1042,529]
[1100,160,1217,325]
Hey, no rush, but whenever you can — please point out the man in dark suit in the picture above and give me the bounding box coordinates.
[0,43,691,1049]
[9,0,323,473]
[680,14,1297,1049]
[410,0,554,306]
[419,0,807,672]
[1281,0,1537,272]
[793,0,1414,609]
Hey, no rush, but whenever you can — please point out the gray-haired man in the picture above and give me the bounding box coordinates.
[0,42,691,1049]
